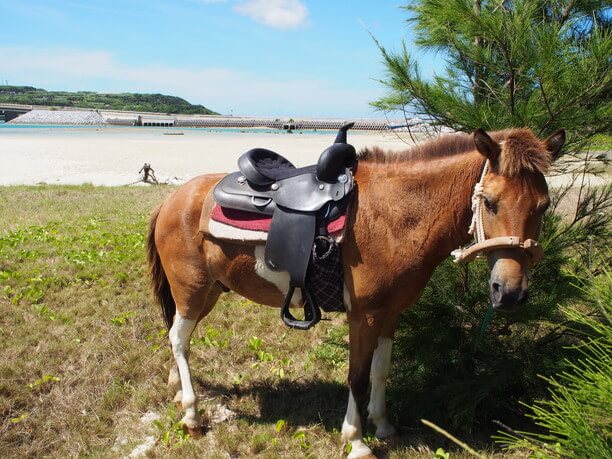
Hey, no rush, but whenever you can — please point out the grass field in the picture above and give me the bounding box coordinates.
[0,185,509,458]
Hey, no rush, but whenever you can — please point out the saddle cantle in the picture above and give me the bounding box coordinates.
[213,122,357,330]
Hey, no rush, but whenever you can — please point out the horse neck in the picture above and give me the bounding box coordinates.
[355,150,483,266]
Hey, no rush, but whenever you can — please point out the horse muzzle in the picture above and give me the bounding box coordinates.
[490,281,529,312]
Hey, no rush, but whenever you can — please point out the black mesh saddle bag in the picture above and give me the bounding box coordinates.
[306,236,345,312]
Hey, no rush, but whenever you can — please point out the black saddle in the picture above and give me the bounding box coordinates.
[213,122,357,330]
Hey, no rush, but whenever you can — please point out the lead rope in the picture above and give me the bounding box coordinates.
[468,160,489,244]
[451,159,490,261]
[459,159,495,350]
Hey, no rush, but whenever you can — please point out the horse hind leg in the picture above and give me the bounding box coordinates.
[168,283,223,434]
[169,314,199,431]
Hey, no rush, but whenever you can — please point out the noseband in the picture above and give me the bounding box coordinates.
[451,160,543,266]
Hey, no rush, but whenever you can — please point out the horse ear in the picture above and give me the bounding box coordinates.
[473,128,501,162]
[545,129,565,159]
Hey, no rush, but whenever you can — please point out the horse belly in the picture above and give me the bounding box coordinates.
[204,240,300,308]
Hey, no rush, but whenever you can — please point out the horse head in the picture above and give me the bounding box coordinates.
[472,127,565,312]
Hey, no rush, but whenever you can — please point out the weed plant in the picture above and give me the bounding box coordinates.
[495,269,611,458]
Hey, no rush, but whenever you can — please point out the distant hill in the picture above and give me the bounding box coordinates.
[0,86,218,115]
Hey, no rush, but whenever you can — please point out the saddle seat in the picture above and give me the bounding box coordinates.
[238,141,358,186]
[212,122,357,330]
[215,140,356,215]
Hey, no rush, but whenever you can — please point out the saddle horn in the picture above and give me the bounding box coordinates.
[334,122,355,144]
[317,122,357,183]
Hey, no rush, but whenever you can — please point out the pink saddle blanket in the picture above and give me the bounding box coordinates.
[208,204,348,243]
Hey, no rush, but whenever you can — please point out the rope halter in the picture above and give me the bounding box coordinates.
[468,160,489,244]
[451,159,543,266]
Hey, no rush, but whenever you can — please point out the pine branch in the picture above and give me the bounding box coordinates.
[537,75,555,126]
[559,0,577,26]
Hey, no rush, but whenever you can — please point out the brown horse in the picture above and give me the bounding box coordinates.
[147,127,564,458]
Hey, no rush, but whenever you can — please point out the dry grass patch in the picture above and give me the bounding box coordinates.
[1,185,502,458]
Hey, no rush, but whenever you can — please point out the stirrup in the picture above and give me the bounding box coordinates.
[280,286,321,330]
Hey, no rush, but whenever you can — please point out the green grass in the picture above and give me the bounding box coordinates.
[0,186,513,458]
[589,134,612,152]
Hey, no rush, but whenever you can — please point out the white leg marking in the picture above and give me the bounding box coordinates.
[253,245,302,304]
[169,315,199,428]
[342,390,373,458]
[343,283,352,312]
[368,337,396,438]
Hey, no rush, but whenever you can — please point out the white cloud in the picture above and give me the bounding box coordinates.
[234,0,308,30]
[0,47,379,118]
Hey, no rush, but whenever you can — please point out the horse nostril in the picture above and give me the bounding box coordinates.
[491,282,503,303]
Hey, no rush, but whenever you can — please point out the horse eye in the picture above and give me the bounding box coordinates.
[483,197,497,214]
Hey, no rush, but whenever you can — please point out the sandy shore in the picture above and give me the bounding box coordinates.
[0,126,607,188]
[0,127,414,186]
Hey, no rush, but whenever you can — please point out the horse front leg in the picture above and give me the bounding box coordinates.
[342,311,382,459]
[368,336,397,438]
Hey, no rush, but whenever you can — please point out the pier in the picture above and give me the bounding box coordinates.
[0,104,31,122]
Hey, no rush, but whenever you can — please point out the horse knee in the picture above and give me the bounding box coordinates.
[370,337,392,379]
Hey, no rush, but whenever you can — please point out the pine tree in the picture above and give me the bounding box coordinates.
[373,0,611,149]
[376,0,611,437]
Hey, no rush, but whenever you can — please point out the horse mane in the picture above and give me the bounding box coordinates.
[359,128,552,176]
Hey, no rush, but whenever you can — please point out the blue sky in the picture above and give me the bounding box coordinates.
[0,0,442,118]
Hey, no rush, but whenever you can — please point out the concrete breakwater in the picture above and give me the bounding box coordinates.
[10,109,107,125]
[5,105,428,131]
[102,111,396,130]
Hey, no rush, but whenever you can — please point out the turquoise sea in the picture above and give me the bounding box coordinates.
[0,123,332,136]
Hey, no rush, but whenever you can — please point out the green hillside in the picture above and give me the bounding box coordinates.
[0,86,218,115]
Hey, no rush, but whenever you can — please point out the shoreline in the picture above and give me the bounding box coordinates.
[0,126,415,186]
[0,125,606,188]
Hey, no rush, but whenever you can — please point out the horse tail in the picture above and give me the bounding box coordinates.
[147,204,175,331]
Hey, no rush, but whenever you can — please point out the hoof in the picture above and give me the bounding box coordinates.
[349,452,377,459]
[347,440,376,459]
[181,421,203,438]
[374,422,397,439]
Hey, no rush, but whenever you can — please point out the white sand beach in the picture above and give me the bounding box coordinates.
[0,127,414,186]
[1,126,607,188]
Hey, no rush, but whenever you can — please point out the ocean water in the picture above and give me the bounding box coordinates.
[0,123,333,136]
